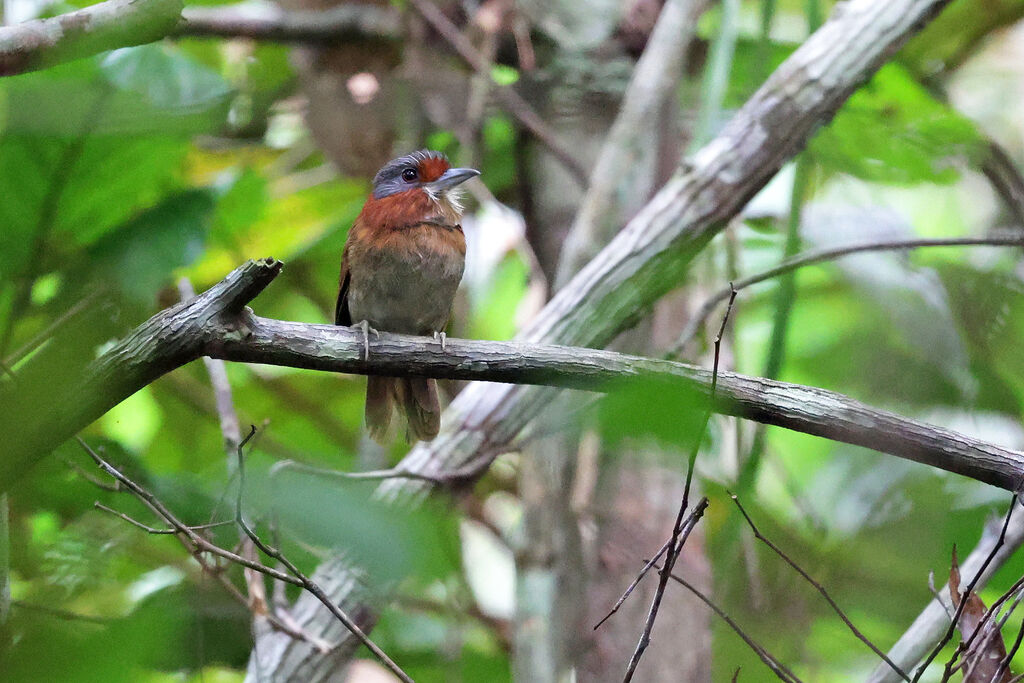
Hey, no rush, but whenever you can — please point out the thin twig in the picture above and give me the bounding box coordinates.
[66,458,122,491]
[206,562,334,654]
[621,286,737,681]
[672,235,1024,356]
[269,456,492,487]
[593,538,672,630]
[621,498,709,682]
[660,564,802,682]
[80,434,408,677]
[943,570,1024,680]
[995,617,1024,683]
[912,494,1018,681]
[77,437,300,586]
[730,494,911,681]
[233,429,415,683]
[93,502,234,535]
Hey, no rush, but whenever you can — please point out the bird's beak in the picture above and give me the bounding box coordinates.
[426,167,480,192]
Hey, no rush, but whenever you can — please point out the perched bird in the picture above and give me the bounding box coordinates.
[336,150,480,443]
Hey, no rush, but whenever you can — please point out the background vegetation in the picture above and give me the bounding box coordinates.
[3,0,1024,680]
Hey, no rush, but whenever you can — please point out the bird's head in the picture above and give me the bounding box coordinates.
[370,150,480,223]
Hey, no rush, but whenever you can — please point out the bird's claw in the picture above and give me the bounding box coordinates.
[352,320,379,360]
[433,330,447,352]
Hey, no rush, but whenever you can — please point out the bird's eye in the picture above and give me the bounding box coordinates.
[401,167,418,182]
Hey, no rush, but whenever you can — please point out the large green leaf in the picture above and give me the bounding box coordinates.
[810,64,983,185]
[84,190,214,304]
[1,46,232,138]
[0,46,233,277]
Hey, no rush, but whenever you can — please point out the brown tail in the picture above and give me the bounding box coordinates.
[365,376,394,444]
[364,377,440,444]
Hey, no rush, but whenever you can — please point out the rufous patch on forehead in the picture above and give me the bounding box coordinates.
[417,156,451,183]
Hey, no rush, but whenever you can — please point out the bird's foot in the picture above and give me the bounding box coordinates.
[352,320,380,360]
[432,330,447,352]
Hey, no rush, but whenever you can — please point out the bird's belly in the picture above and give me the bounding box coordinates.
[348,242,464,335]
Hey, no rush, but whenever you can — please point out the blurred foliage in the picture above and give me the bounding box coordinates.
[1,0,1024,681]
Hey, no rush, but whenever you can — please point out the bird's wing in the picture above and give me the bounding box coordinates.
[335,250,352,326]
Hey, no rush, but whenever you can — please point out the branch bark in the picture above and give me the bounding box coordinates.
[0,0,183,76]
[4,258,1022,494]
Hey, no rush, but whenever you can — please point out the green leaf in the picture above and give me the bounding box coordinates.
[101,44,232,126]
[85,190,214,304]
[598,378,708,450]
[809,64,983,185]
[0,135,188,276]
[255,468,461,585]
[211,168,270,247]
[1,47,232,137]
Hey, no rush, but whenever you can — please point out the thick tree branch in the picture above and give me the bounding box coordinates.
[216,311,1024,490]
[0,0,183,76]
[4,258,1023,494]
[0,0,398,78]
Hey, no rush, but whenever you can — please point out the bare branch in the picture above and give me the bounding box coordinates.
[269,457,491,487]
[0,0,183,77]
[621,286,735,680]
[2,257,282,489]
[912,496,1018,682]
[871,502,1024,682]
[93,502,233,535]
[593,538,672,631]
[176,3,400,43]
[730,494,910,681]
[622,498,709,681]
[77,437,300,586]
[673,234,1024,355]
[78,435,411,681]
[232,429,414,683]
[661,565,802,682]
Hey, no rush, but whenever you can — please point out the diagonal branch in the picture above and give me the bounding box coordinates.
[0,0,183,77]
